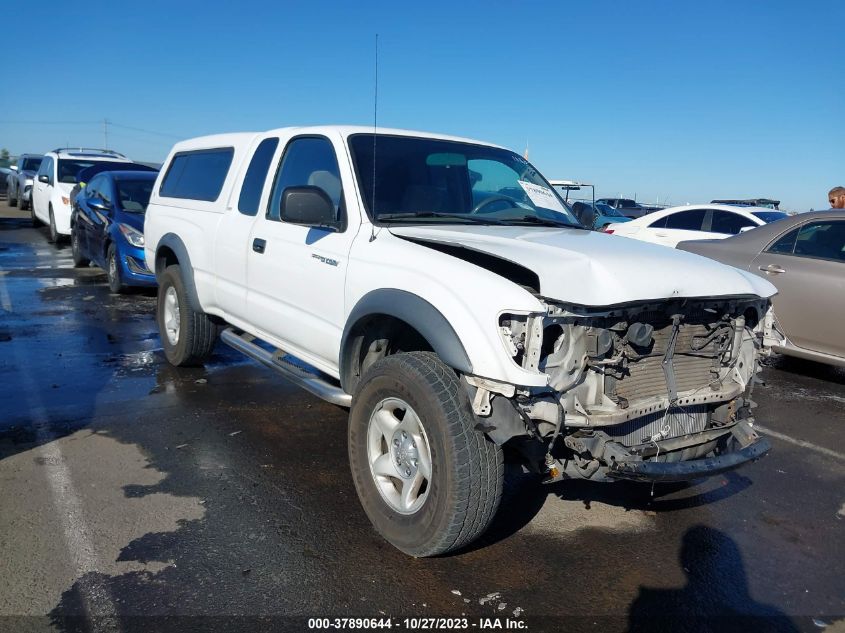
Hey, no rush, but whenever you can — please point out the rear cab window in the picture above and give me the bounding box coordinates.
[238,138,279,216]
[160,148,234,201]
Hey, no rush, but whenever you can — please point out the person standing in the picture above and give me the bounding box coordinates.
[829,186,845,209]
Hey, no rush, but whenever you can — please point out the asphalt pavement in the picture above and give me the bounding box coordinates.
[0,201,843,633]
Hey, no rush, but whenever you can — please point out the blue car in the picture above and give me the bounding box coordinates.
[70,170,158,293]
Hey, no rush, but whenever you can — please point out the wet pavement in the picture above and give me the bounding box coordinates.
[0,201,843,632]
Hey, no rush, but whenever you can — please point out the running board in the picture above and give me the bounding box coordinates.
[220,328,352,407]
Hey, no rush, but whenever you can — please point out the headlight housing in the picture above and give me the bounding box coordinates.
[118,223,145,247]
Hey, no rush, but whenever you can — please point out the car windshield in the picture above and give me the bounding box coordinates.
[596,202,625,217]
[21,157,42,172]
[752,211,788,223]
[57,160,120,184]
[115,178,154,213]
[349,134,580,227]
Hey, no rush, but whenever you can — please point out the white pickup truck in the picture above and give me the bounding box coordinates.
[144,126,774,556]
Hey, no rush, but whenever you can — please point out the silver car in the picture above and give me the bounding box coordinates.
[678,210,845,367]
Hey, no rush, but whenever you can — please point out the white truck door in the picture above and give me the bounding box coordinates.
[246,133,359,374]
[213,136,281,322]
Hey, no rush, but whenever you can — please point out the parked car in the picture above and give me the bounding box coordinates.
[678,210,845,367]
[70,161,158,208]
[7,154,43,210]
[71,170,158,293]
[31,148,132,242]
[572,201,634,230]
[711,198,780,210]
[595,197,664,219]
[606,204,788,247]
[145,126,773,557]
[0,167,10,199]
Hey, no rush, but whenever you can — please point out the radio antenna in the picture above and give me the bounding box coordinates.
[369,33,379,242]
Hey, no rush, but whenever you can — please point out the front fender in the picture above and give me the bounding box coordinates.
[341,289,473,390]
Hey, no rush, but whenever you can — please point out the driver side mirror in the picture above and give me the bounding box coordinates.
[739,225,755,233]
[280,186,340,231]
[38,174,50,184]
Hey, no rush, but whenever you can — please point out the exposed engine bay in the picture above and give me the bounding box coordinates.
[466,296,771,482]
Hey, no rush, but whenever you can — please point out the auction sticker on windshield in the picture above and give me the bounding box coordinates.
[517,181,565,212]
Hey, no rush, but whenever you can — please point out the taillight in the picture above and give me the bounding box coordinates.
[603,228,615,234]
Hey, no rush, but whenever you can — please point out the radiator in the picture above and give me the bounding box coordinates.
[604,405,709,447]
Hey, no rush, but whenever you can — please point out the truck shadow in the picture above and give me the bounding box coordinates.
[474,463,752,552]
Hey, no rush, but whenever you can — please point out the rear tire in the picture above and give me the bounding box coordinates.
[157,264,217,366]
[71,226,90,268]
[348,351,503,557]
[30,201,40,226]
[106,244,125,293]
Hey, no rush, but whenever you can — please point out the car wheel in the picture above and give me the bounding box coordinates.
[20,194,28,211]
[71,226,90,268]
[157,264,218,366]
[106,243,127,293]
[30,202,40,226]
[48,207,58,243]
[348,351,504,557]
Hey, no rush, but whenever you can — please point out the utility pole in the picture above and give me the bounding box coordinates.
[103,118,110,150]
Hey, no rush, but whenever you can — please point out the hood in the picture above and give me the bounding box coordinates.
[389,225,776,306]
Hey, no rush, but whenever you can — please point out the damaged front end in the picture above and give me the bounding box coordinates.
[467,296,772,483]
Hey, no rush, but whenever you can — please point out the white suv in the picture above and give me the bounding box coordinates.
[31,148,131,242]
[145,126,776,556]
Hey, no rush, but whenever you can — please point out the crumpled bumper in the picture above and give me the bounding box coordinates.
[607,425,771,483]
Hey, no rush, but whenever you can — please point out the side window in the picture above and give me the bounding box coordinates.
[767,228,799,254]
[37,157,53,182]
[793,221,845,261]
[267,137,343,223]
[711,211,756,235]
[238,137,279,216]
[649,215,669,228]
[665,209,706,231]
[159,148,234,201]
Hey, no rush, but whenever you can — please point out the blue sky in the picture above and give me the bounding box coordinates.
[1,0,842,210]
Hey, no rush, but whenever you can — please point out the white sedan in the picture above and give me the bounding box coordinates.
[605,204,787,247]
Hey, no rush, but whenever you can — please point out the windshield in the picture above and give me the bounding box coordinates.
[595,202,625,217]
[349,134,579,227]
[115,178,154,213]
[57,159,120,184]
[752,211,788,223]
[21,157,42,172]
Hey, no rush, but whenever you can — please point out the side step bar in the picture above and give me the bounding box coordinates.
[220,327,352,407]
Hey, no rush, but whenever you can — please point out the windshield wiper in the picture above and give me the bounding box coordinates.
[507,215,581,229]
[377,212,509,225]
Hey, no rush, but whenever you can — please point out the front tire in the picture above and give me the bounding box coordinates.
[106,243,125,293]
[348,352,503,557]
[71,226,90,268]
[156,264,218,366]
[48,206,60,243]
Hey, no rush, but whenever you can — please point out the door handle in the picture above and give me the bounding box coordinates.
[655,233,668,237]
[252,238,266,254]
[759,264,785,275]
